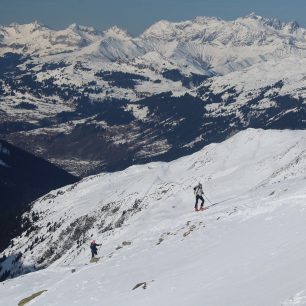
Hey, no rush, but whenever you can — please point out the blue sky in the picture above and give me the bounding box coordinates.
[1,0,306,35]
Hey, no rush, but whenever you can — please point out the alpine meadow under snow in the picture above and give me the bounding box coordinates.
[1,129,306,306]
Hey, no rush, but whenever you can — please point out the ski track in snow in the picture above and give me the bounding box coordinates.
[1,129,306,305]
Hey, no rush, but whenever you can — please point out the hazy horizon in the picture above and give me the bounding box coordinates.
[1,0,306,35]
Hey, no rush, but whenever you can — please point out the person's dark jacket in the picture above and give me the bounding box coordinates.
[90,242,101,251]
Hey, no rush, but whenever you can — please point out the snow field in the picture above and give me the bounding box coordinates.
[1,129,306,305]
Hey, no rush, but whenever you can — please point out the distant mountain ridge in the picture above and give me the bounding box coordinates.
[1,14,305,73]
[1,14,306,176]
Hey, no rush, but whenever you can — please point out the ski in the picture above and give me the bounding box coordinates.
[90,257,100,263]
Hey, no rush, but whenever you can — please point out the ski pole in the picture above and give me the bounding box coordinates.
[203,193,213,205]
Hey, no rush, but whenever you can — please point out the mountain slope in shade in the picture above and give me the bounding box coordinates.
[0,129,306,305]
[0,140,79,252]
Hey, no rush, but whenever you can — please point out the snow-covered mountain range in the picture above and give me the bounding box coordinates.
[1,14,306,175]
[1,128,306,306]
[1,14,305,74]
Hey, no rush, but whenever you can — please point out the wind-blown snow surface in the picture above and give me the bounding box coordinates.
[1,129,306,305]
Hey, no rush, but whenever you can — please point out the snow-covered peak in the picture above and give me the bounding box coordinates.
[238,13,299,32]
[67,23,101,37]
[240,12,271,23]
[103,26,132,40]
[0,22,102,55]
[7,21,47,33]
[0,21,51,40]
[68,23,83,31]
[282,20,300,33]
[237,13,282,30]
[98,26,144,61]
[140,14,305,47]
[141,19,193,40]
[193,16,222,24]
[245,12,261,19]
[141,20,172,38]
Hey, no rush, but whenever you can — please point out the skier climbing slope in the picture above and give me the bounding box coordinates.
[193,182,205,211]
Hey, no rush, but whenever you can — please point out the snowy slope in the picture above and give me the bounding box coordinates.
[1,129,306,305]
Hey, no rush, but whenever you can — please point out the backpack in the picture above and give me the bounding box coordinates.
[194,184,202,195]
